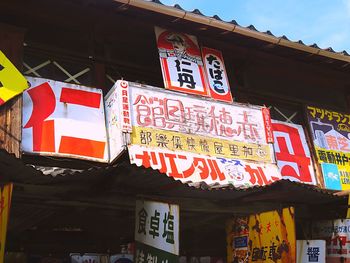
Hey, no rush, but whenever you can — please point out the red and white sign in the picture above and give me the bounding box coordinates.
[262,107,274,143]
[202,47,233,103]
[155,27,209,97]
[22,77,108,162]
[129,145,281,188]
[272,120,316,184]
[129,83,272,146]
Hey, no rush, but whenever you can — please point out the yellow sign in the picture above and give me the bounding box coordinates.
[131,126,272,163]
[0,51,29,106]
[248,207,296,263]
[0,184,13,262]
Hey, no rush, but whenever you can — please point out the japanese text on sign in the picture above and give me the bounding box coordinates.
[296,240,326,263]
[248,207,296,263]
[22,77,108,162]
[155,27,209,97]
[135,200,179,255]
[202,47,233,103]
[129,145,281,188]
[130,84,272,145]
[131,126,272,163]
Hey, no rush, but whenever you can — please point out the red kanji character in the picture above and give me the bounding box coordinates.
[326,135,339,150]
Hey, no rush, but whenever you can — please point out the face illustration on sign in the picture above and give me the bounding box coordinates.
[155,27,209,96]
[22,77,108,162]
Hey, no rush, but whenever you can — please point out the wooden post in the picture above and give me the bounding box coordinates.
[0,23,25,157]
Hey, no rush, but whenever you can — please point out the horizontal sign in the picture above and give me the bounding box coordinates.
[202,47,233,103]
[155,27,209,97]
[0,50,29,106]
[129,145,281,187]
[22,77,108,162]
[135,199,179,255]
[131,126,272,163]
[272,120,316,184]
[129,83,272,146]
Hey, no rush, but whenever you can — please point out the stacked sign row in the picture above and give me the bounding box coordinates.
[21,76,348,190]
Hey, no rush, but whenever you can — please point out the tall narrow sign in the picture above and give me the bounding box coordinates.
[155,27,209,97]
[135,199,179,263]
[202,47,233,103]
[0,184,13,263]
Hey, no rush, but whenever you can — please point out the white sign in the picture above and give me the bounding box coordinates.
[312,219,350,260]
[128,82,271,146]
[22,77,108,162]
[202,47,233,103]
[105,80,128,162]
[155,27,209,97]
[297,240,326,263]
[135,199,179,255]
[129,145,281,188]
[272,120,316,184]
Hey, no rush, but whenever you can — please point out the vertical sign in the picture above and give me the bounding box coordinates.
[201,47,233,103]
[226,217,249,263]
[105,81,128,162]
[305,106,350,190]
[0,50,29,106]
[296,240,326,263]
[0,184,13,263]
[272,120,317,185]
[22,77,109,162]
[248,207,296,262]
[155,27,209,97]
[135,199,179,263]
[312,219,350,261]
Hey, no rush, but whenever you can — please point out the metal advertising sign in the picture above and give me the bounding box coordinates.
[135,199,179,263]
[129,82,273,147]
[201,47,233,103]
[306,105,350,190]
[105,80,129,162]
[272,120,317,185]
[0,50,29,106]
[0,184,13,263]
[129,145,281,188]
[226,217,249,263]
[155,27,209,97]
[312,219,350,262]
[22,77,109,162]
[296,240,326,263]
[248,207,296,263]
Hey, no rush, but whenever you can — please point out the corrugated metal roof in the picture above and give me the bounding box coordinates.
[115,0,350,63]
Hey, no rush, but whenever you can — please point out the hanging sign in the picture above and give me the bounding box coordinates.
[105,80,129,162]
[306,105,350,190]
[135,199,179,263]
[201,47,233,103]
[128,82,273,147]
[296,240,326,263]
[155,27,209,97]
[22,77,109,162]
[312,219,350,261]
[129,145,281,188]
[0,50,29,106]
[272,120,317,184]
[0,184,13,263]
[248,207,296,262]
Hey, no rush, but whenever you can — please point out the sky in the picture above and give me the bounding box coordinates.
[160,0,350,53]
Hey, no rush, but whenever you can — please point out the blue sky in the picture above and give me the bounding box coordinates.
[160,0,350,52]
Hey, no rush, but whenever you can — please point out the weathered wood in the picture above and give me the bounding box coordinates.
[0,23,25,157]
